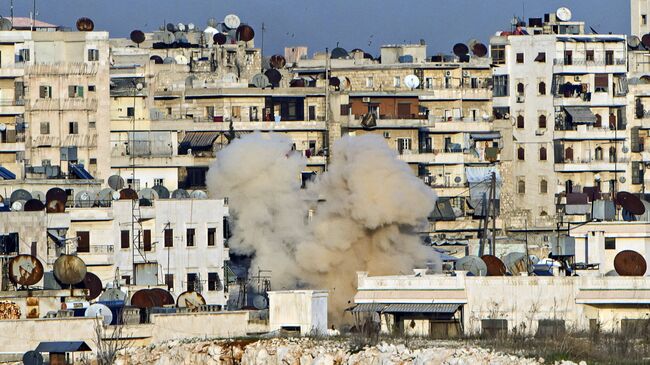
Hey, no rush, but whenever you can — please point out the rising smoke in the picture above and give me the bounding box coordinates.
[207,132,438,319]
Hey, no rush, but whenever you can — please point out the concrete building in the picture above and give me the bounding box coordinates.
[268,290,328,335]
[632,0,650,38]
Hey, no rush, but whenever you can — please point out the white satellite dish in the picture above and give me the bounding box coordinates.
[556,7,572,22]
[11,200,25,211]
[85,303,113,325]
[175,54,189,65]
[187,23,196,31]
[404,74,420,89]
[207,17,218,28]
[177,23,186,32]
[0,123,6,131]
[203,26,218,36]
[190,190,208,199]
[224,14,241,29]
[75,190,93,208]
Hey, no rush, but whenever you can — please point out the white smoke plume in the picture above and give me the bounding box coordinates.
[207,132,438,319]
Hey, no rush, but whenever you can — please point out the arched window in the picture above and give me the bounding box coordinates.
[595,146,603,161]
[518,146,525,161]
[538,81,546,95]
[595,114,602,128]
[517,115,525,128]
[540,179,548,194]
[539,146,547,161]
[538,115,547,129]
[518,179,526,194]
[517,82,525,96]
[609,113,616,129]
[540,210,548,217]
[609,147,616,162]
[565,147,574,161]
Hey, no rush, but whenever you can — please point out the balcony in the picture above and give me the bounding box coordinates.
[555,157,628,172]
[27,98,98,111]
[554,92,627,107]
[77,245,115,265]
[151,118,328,132]
[426,120,493,133]
[0,99,25,115]
[0,67,24,78]
[417,87,491,101]
[553,58,626,74]
[554,128,626,141]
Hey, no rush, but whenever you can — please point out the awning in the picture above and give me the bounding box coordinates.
[470,132,501,141]
[0,166,16,180]
[355,289,468,304]
[69,163,93,180]
[349,303,387,312]
[430,199,456,221]
[179,131,219,154]
[35,341,92,353]
[565,106,596,124]
[465,166,501,184]
[383,303,461,314]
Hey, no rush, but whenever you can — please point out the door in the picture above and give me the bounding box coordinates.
[397,103,411,118]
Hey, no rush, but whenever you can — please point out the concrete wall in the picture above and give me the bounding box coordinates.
[149,311,250,342]
[268,290,328,335]
[0,317,97,353]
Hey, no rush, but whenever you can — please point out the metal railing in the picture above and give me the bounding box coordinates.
[553,58,626,66]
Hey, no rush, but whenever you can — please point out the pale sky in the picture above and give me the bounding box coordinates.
[3,0,629,56]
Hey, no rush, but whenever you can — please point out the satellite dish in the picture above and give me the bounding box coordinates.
[76,17,94,32]
[98,288,127,302]
[187,23,196,31]
[455,255,487,276]
[138,188,159,201]
[108,175,125,191]
[224,14,241,29]
[339,77,351,90]
[171,189,190,199]
[177,23,186,32]
[329,77,341,87]
[614,250,647,276]
[472,43,488,57]
[331,47,348,59]
[0,123,6,131]
[620,176,627,184]
[166,23,177,33]
[556,7,572,22]
[174,31,188,44]
[467,39,480,49]
[453,43,470,57]
[622,146,630,153]
[85,303,113,325]
[502,252,529,275]
[130,30,146,44]
[119,188,138,200]
[251,73,270,88]
[8,254,44,286]
[630,36,641,48]
[269,55,287,69]
[130,289,159,308]
[74,190,95,208]
[481,255,507,276]
[152,184,170,199]
[76,272,103,301]
[605,270,619,277]
[528,255,540,265]
[265,69,281,87]
[207,17,218,28]
[253,295,268,310]
[204,26,218,36]
[162,31,175,45]
[163,56,176,64]
[174,54,188,65]
[617,192,645,215]
[96,188,116,207]
[11,199,25,211]
[236,25,255,42]
[32,190,45,202]
[22,351,43,365]
[0,17,12,31]
[404,74,420,89]
[24,199,45,211]
[176,291,206,309]
[643,34,650,48]
[10,188,32,203]
[190,190,208,199]
[213,33,227,45]
[150,55,163,64]
[53,255,87,285]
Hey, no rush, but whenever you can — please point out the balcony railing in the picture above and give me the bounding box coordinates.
[553,58,626,66]
[0,99,25,106]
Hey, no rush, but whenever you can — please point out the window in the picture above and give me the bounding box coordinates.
[205,106,215,118]
[88,49,99,61]
[186,228,195,247]
[595,74,608,92]
[89,121,96,129]
[534,52,546,63]
[89,158,97,165]
[249,106,259,121]
[470,77,479,89]
[605,237,616,250]
[68,121,78,134]
[122,275,131,285]
[516,53,524,63]
[540,178,548,194]
[223,217,231,241]
[366,77,374,88]
[208,272,220,291]
[127,178,140,190]
[609,146,617,163]
[164,228,173,247]
[127,107,135,117]
[518,179,526,194]
[39,85,52,99]
[643,14,648,25]
[165,274,174,290]
[586,50,595,62]
[68,85,84,98]
[143,229,151,251]
[308,105,316,120]
[18,49,30,62]
[425,77,433,89]
[564,50,572,65]
[231,106,240,118]
[539,147,547,161]
[76,231,90,253]
[516,82,525,96]
[517,146,525,161]
[120,230,129,249]
[393,76,400,87]
[396,138,412,154]
[493,75,509,97]
[517,115,525,129]
[538,115,547,129]
[207,228,216,246]
[595,114,602,128]
[595,146,603,161]
[491,45,505,65]
[538,81,546,95]
[605,51,614,66]
[88,85,96,92]
[186,273,198,292]
[340,104,350,116]
[40,122,50,135]
[445,76,452,89]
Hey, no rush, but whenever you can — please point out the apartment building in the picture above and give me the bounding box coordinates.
[490,13,629,248]
[632,0,650,38]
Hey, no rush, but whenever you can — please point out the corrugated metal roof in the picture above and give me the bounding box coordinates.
[0,166,16,180]
[470,132,501,141]
[179,131,219,153]
[383,303,461,314]
[349,303,386,312]
[565,106,596,124]
[69,163,93,180]
[35,341,91,353]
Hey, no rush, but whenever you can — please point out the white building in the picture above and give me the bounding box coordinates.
[632,0,650,38]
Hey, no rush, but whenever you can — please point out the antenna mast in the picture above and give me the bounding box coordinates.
[31,0,36,31]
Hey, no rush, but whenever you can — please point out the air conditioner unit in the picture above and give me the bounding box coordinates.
[445,71,452,76]
[516,96,525,103]
[362,97,371,103]
[574,76,581,82]
[535,129,545,136]
[383,131,390,138]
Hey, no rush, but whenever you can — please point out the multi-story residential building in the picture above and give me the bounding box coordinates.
[632,0,650,39]
[490,13,629,249]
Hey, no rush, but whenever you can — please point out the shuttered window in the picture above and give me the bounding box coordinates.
[539,147,547,161]
[120,230,129,249]
[517,115,525,129]
[164,228,173,247]
[40,122,50,135]
[517,147,525,161]
[77,231,90,253]
[632,161,644,185]
[143,229,151,251]
[538,115,547,129]
[207,228,216,246]
[595,74,608,92]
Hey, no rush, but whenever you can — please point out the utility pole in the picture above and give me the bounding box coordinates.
[490,172,497,255]
[31,0,36,31]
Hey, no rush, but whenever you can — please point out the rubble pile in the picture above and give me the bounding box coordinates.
[0,301,21,320]
[116,338,583,365]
